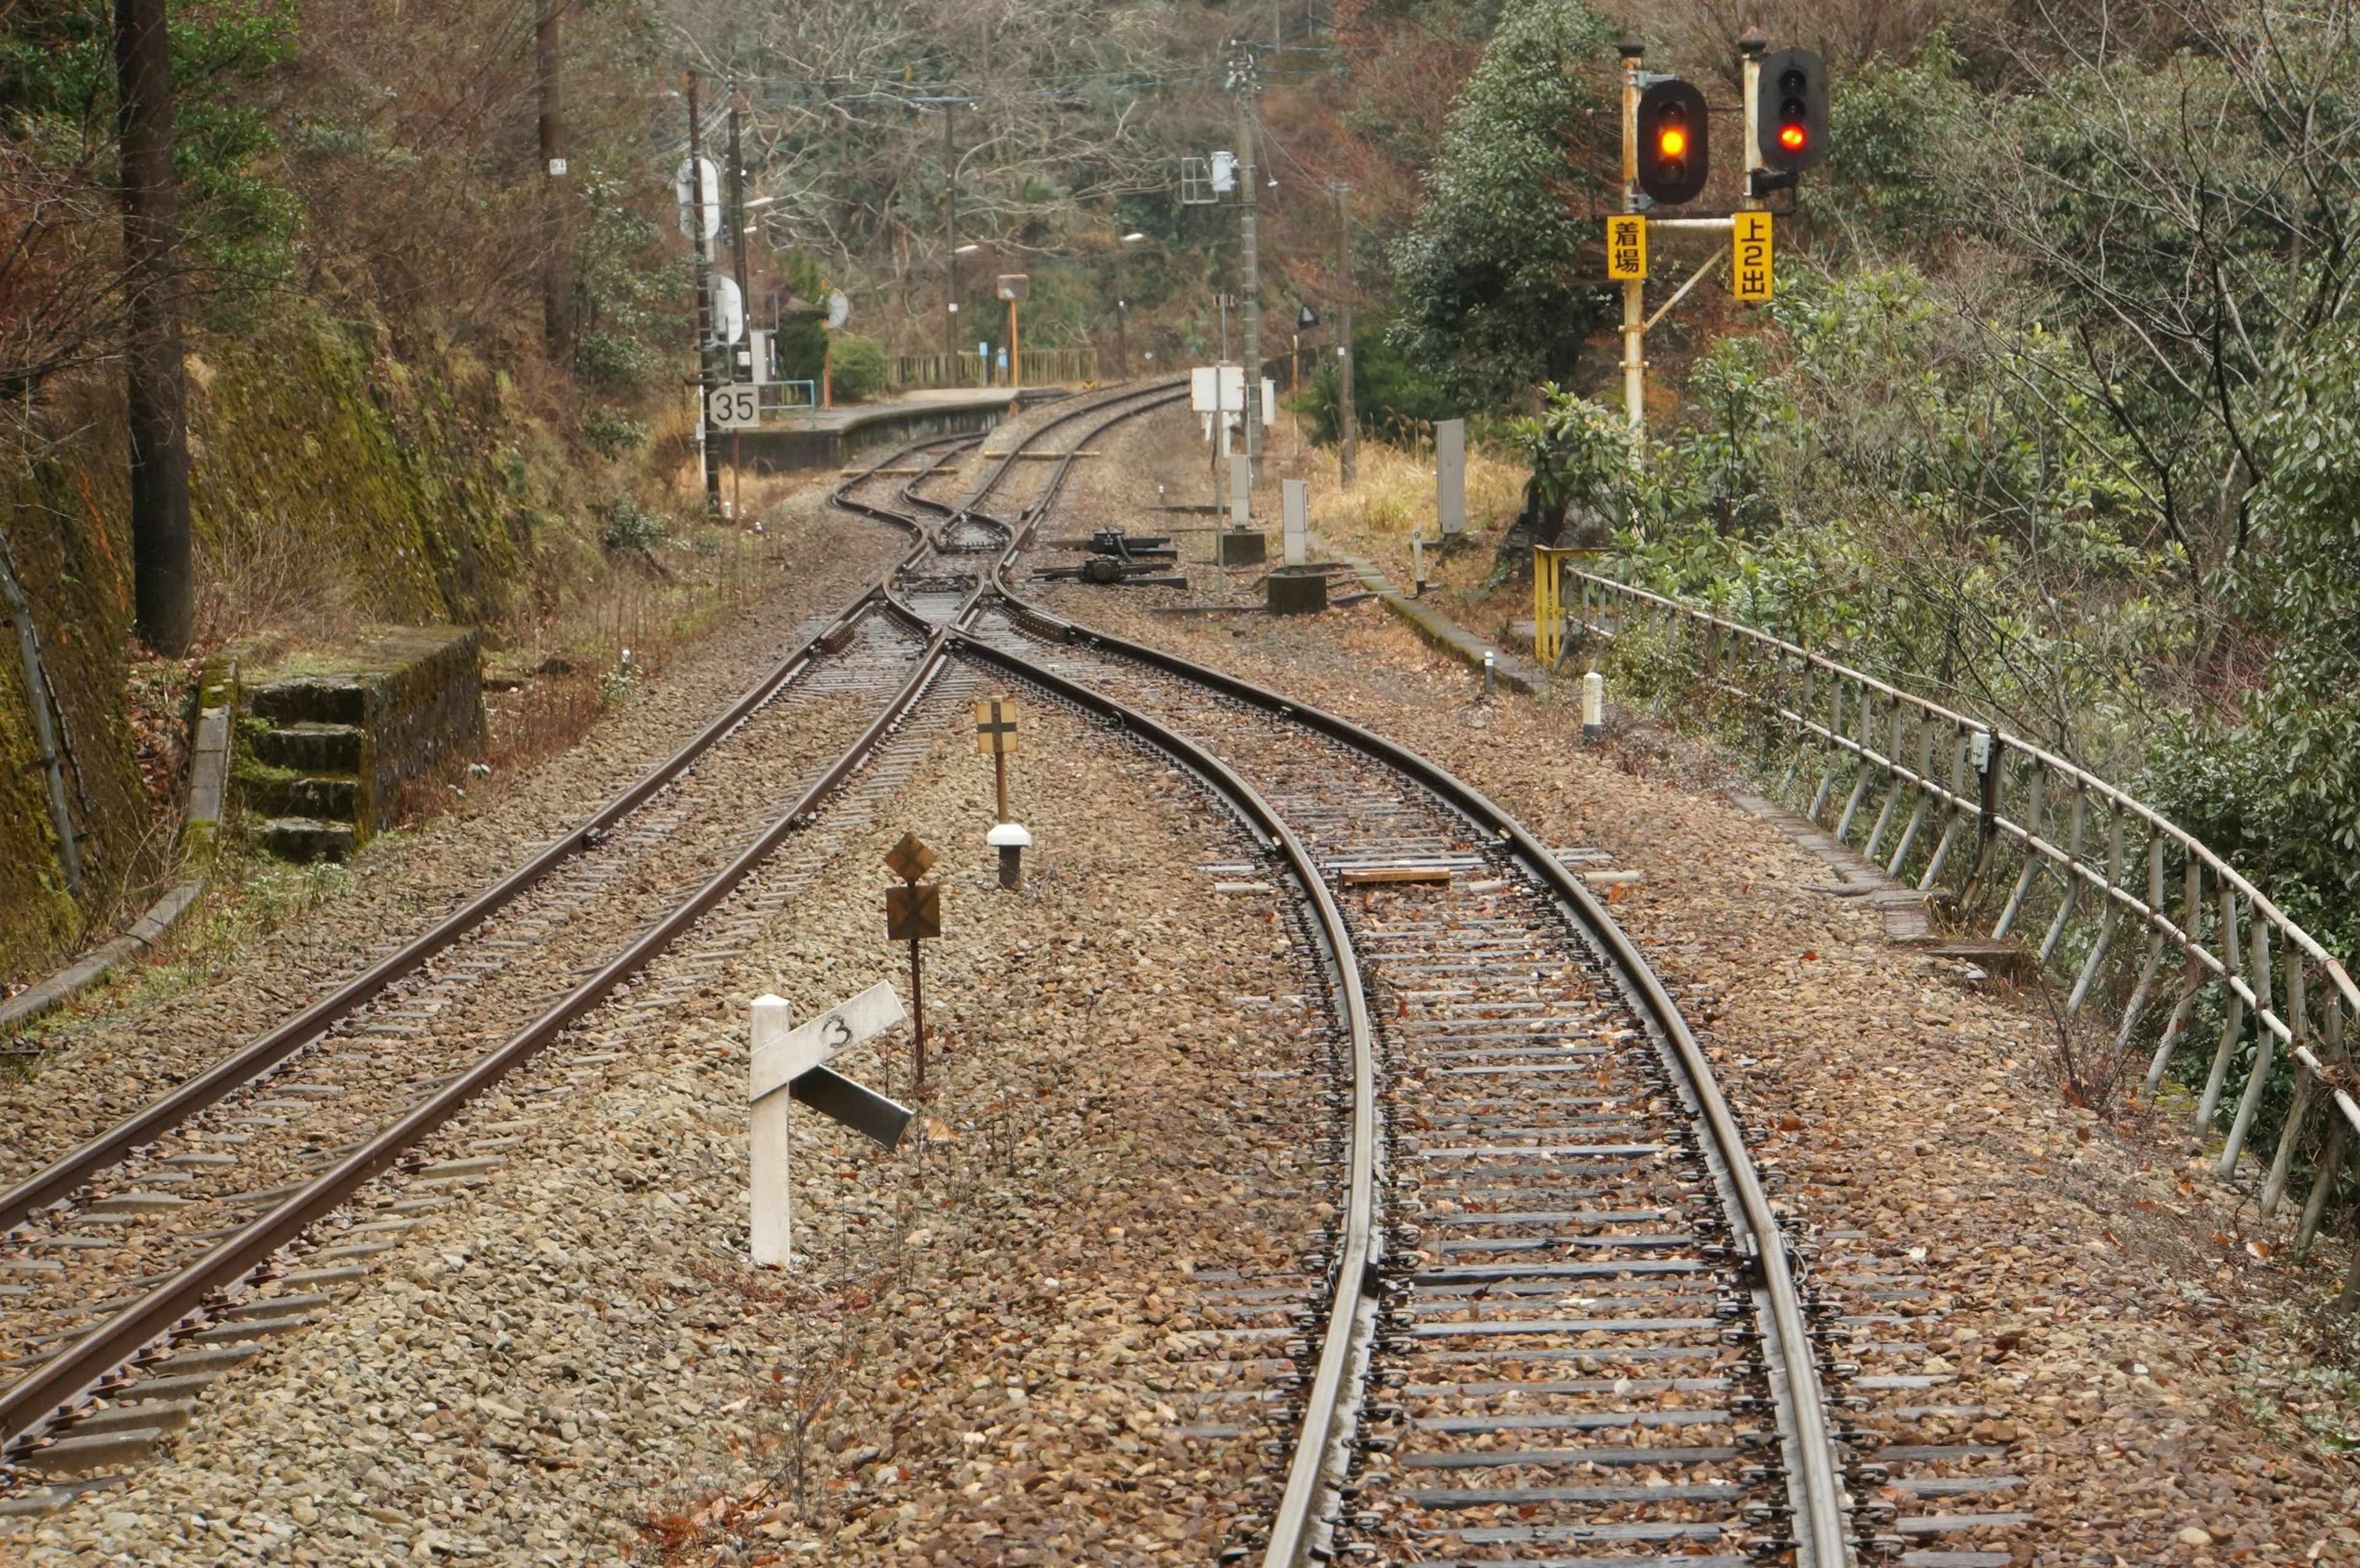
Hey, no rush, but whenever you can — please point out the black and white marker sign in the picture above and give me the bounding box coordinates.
[749,983,912,1266]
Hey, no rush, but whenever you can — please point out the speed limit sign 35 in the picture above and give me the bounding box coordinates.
[708,384,759,429]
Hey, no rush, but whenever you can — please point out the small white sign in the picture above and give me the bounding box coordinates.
[749,982,907,1267]
[709,384,759,429]
[548,157,568,177]
[1192,364,1248,414]
[752,981,903,1103]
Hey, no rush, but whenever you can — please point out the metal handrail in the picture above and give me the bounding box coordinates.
[1559,565,2360,1276]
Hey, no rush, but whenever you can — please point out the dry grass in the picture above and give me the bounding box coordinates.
[1251,431,1533,634]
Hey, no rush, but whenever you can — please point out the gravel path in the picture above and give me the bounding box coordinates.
[1026,408,2360,1565]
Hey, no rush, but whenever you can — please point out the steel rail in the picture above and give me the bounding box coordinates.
[0,442,958,1235]
[0,393,1176,1456]
[0,628,963,1449]
[962,593,1857,1568]
[938,630,1380,1568]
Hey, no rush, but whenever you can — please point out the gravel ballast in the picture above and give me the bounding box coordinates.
[10,694,1338,1565]
[1023,402,2360,1565]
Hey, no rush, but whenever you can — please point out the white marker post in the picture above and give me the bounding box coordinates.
[1282,479,1308,566]
[1436,418,1466,536]
[749,995,795,1265]
[748,981,910,1265]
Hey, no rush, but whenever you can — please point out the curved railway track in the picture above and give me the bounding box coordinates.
[0,379,1181,1491]
[6,377,1868,1568]
[854,433,1862,1564]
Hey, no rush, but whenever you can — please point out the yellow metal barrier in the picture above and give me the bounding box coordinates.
[1533,546,1591,668]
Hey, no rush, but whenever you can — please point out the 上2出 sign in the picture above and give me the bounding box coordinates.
[1731,212,1773,302]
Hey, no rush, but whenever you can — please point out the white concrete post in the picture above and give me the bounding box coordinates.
[1282,480,1308,566]
[750,994,793,1265]
[1436,418,1466,535]
[1230,452,1253,525]
[1582,670,1604,739]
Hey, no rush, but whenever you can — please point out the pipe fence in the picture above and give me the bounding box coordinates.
[1554,560,2360,1307]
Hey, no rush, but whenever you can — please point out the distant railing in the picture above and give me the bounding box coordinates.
[886,348,1101,391]
[1551,559,2360,1304]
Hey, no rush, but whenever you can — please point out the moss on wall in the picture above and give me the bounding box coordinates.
[0,303,550,987]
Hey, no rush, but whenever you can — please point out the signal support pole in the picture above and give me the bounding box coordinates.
[1618,36,1645,444]
[1740,28,1767,214]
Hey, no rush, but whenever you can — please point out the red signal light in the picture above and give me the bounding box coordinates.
[1778,123,1807,152]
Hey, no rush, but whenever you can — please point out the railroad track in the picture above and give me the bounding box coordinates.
[9,376,1907,1568]
[0,378,1181,1502]
[826,448,1869,1564]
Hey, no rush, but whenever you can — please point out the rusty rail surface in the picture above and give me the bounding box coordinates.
[0,386,1178,1459]
[970,576,1857,1568]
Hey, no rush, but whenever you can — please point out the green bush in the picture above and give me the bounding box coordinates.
[594,495,669,554]
[581,407,648,461]
[575,331,659,390]
[1298,318,1457,448]
[828,335,889,404]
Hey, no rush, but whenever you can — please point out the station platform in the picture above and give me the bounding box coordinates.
[720,386,1078,474]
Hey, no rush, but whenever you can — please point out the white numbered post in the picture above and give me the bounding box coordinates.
[747,981,910,1266]
[1282,479,1308,566]
[750,995,795,1265]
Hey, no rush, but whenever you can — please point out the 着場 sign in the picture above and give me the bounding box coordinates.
[1605,216,1647,281]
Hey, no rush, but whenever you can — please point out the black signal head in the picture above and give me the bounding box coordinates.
[1756,47,1828,173]
[1636,78,1711,205]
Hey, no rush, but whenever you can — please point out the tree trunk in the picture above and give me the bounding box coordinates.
[117,0,192,656]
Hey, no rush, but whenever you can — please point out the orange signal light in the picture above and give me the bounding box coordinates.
[1659,127,1688,158]
[1778,123,1807,152]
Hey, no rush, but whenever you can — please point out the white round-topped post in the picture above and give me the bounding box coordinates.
[988,821,1033,891]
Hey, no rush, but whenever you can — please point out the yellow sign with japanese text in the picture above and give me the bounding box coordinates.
[1605,215,1647,281]
[1731,212,1774,302]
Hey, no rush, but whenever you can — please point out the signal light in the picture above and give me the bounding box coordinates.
[1635,79,1710,205]
[1756,48,1827,173]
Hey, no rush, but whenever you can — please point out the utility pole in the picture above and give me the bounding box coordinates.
[727,85,749,355]
[942,101,959,367]
[687,74,718,512]
[1333,181,1357,488]
[536,0,572,356]
[115,0,192,656]
[1232,45,1262,480]
[727,84,749,517]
